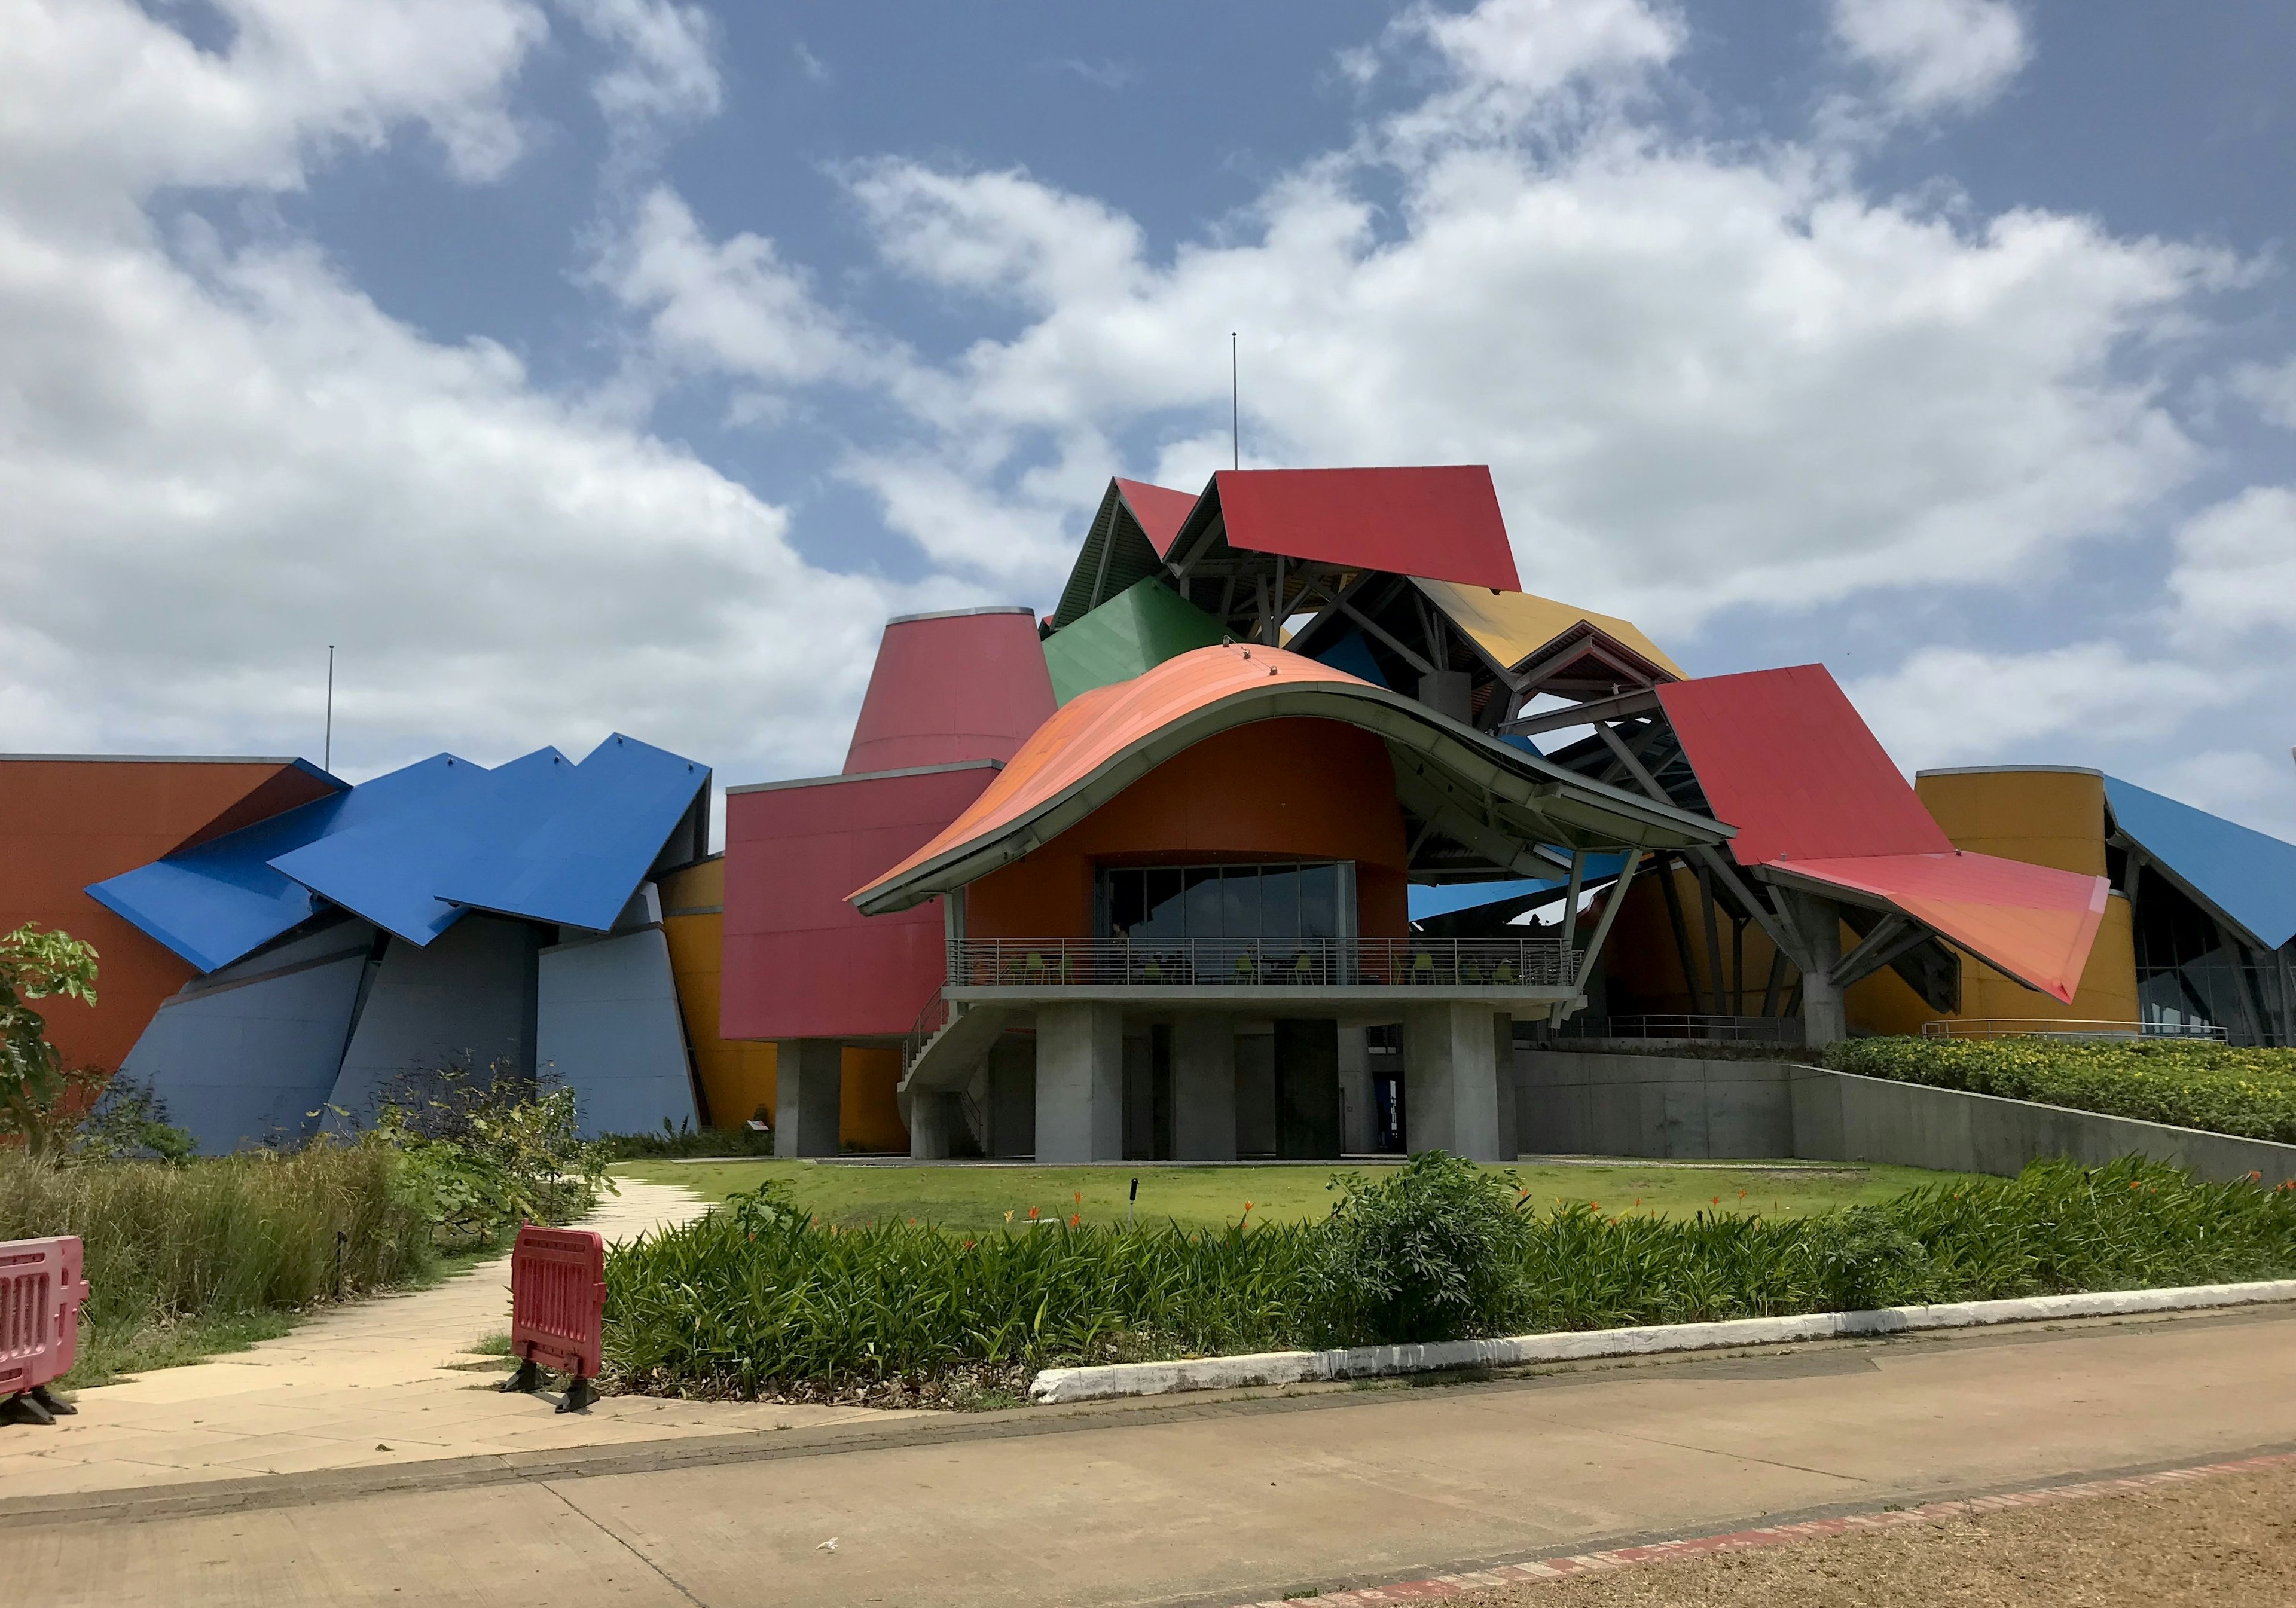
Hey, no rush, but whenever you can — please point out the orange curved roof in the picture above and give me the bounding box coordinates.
[850,643,1727,913]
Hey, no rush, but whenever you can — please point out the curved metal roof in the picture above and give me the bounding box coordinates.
[850,644,1727,915]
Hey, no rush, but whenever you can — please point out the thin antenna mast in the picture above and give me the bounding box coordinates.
[1230,331,1239,470]
[324,646,335,773]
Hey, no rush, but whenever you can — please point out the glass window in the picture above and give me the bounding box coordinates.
[1299,863,1337,939]
[1184,867,1224,937]
[1099,861,1349,940]
[1143,869,1184,940]
[1257,865,1299,941]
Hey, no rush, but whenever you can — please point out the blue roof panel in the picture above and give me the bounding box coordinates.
[434,734,709,931]
[2105,775,2296,951]
[269,748,571,945]
[86,756,472,973]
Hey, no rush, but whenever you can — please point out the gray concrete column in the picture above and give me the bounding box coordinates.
[1400,1003,1505,1162]
[1781,891,1846,1048]
[908,1090,958,1160]
[1036,1002,1124,1162]
[774,1038,842,1157]
[1171,1014,1238,1161]
[1337,1025,1373,1155]
[1494,1011,1520,1161]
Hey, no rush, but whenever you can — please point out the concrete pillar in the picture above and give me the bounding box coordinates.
[1036,1002,1124,1162]
[908,1090,958,1160]
[1337,1025,1373,1155]
[1400,1002,1506,1161]
[1171,1014,1238,1161]
[774,1038,842,1157]
[1494,1011,1519,1161]
[1782,891,1846,1048]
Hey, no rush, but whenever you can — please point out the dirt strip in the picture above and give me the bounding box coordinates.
[1235,1452,2296,1607]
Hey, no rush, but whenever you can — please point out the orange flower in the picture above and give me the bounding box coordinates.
[1070,1213,1081,1227]
[1074,1191,1083,1205]
[1028,1206,1040,1220]
[963,1239,976,1251]
[1711,1196,1721,1207]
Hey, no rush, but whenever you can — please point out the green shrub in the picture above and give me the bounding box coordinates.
[370,1062,610,1249]
[596,1121,775,1161]
[1312,1152,1533,1344]
[0,1139,435,1385]
[1825,1037,2296,1145]
[603,1156,2296,1398]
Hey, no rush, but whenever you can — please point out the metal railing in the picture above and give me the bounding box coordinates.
[1556,1013,1807,1044]
[1921,1017,2230,1043]
[945,936,1577,992]
[902,989,955,1076]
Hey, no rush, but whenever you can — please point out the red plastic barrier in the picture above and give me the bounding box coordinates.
[1,1236,90,1424]
[502,1224,606,1410]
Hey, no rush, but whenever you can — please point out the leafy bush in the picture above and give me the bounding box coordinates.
[371,1062,610,1249]
[71,1074,197,1164]
[0,1138,435,1385]
[603,1155,2296,1398]
[0,921,103,1158]
[1312,1152,1532,1344]
[1825,1037,2296,1144]
[596,1120,775,1161]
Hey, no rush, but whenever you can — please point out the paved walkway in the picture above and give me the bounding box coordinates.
[7,1303,2295,1607]
[0,1179,908,1500]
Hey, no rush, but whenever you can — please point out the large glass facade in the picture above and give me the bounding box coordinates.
[1101,863,1345,941]
[2130,865,2294,1047]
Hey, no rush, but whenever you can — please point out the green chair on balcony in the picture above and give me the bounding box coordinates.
[1235,951,1257,983]
[1410,950,1435,985]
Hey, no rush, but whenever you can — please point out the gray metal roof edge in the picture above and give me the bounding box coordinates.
[726,758,1006,796]
[883,605,1036,626]
[1916,764,2103,778]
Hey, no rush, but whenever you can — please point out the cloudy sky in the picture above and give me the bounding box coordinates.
[5,0,2292,836]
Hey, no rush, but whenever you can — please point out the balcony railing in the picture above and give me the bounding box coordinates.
[944,936,1578,992]
[1554,1013,1808,1044]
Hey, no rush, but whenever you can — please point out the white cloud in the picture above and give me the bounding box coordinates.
[1381,0,1684,146]
[0,0,546,215]
[789,135,2218,633]
[1844,643,2239,772]
[0,0,923,784]
[1830,0,2029,118]
[2231,356,2296,430]
[554,0,722,143]
[600,188,869,387]
[2167,486,2296,643]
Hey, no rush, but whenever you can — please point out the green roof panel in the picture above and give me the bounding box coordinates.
[1042,578,1226,705]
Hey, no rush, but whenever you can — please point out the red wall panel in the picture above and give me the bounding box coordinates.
[721,765,999,1040]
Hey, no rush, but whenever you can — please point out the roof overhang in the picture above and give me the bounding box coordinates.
[851,647,1729,916]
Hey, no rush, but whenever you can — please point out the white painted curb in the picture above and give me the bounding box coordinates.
[1027,1279,2296,1405]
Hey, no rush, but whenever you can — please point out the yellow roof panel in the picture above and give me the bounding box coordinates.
[1412,577,1686,681]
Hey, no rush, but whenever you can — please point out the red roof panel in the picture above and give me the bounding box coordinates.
[1657,665,1950,867]
[843,609,1058,776]
[1656,664,2107,1000]
[1113,478,1198,558]
[1773,852,2108,1005]
[1210,467,1521,591]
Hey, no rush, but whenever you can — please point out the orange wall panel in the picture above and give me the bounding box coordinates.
[966,718,1410,940]
[0,757,326,1071]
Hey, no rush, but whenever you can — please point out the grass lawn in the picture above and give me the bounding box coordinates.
[612,1156,1970,1233]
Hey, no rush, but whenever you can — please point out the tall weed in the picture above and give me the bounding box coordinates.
[0,1139,434,1384]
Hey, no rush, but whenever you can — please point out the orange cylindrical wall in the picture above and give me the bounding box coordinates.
[965,717,1410,939]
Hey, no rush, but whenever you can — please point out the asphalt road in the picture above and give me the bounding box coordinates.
[14,1304,2296,1608]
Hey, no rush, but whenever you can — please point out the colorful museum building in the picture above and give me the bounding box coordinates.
[5,466,2290,1154]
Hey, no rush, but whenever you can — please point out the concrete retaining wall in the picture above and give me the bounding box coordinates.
[1518,1051,1793,1159]
[1791,1065,2296,1185]
[1516,1050,2296,1185]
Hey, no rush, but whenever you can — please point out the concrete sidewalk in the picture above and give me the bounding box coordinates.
[0,1179,909,1500]
[10,1303,2295,1607]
